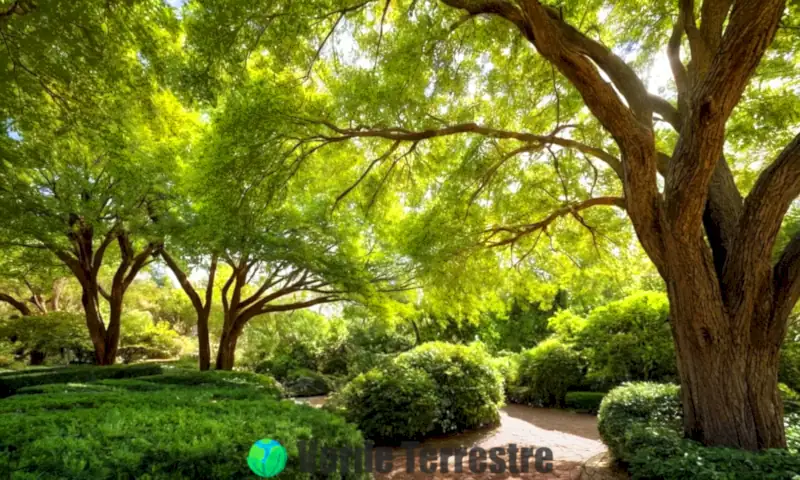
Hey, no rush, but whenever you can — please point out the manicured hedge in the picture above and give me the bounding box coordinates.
[0,364,163,397]
[565,391,606,413]
[331,342,503,442]
[328,364,440,442]
[598,382,800,479]
[0,377,366,479]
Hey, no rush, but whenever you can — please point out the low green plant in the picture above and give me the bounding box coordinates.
[332,341,503,442]
[0,381,366,479]
[565,391,606,413]
[118,311,182,363]
[394,341,504,433]
[598,382,800,479]
[576,292,676,389]
[134,369,285,397]
[284,368,333,397]
[514,338,583,407]
[0,364,163,397]
[328,364,439,442]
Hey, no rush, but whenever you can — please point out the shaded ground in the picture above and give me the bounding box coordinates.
[294,398,627,479]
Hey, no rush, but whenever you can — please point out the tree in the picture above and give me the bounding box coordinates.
[183,0,800,449]
[0,1,187,365]
[159,75,412,370]
[0,90,197,365]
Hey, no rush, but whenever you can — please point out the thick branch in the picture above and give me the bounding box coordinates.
[315,120,623,176]
[0,292,31,316]
[482,196,625,247]
[665,0,785,239]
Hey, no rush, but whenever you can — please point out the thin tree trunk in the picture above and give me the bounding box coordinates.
[198,308,212,370]
[81,285,109,365]
[215,327,239,370]
[160,250,217,371]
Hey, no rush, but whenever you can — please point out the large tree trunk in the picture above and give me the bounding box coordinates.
[665,244,787,450]
[671,310,785,449]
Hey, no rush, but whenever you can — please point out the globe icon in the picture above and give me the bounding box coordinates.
[247,439,287,478]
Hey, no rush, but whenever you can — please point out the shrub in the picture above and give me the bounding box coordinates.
[284,368,333,397]
[598,382,800,479]
[780,383,800,414]
[491,351,520,391]
[514,338,583,407]
[0,312,94,365]
[577,292,676,389]
[597,382,682,459]
[134,369,284,397]
[118,311,182,363]
[565,391,606,413]
[0,364,162,397]
[328,364,439,442]
[332,342,503,442]
[0,382,367,479]
[780,339,800,392]
[394,341,504,433]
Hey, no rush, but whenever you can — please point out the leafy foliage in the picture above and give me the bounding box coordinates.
[393,341,504,433]
[575,292,676,389]
[0,312,93,365]
[0,376,365,479]
[0,364,162,398]
[332,341,503,441]
[328,363,440,443]
[512,338,583,407]
[598,383,800,479]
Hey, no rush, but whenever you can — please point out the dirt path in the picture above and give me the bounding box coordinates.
[294,397,627,479]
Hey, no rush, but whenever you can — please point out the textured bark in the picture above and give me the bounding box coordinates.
[53,222,158,366]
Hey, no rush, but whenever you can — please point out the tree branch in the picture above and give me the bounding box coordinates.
[664,0,785,239]
[481,196,626,247]
[0,292,31,316]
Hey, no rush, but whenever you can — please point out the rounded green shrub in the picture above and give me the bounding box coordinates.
[328,363,439,442]
[597,382,800,479]
[332,341,503,442]
[0,382,366,479]
[577,292,676,389]
[284,368,333,397]
[564,391,606,413]
[394,341,504,433]
[514,338,583,407]
[597,382,681,459]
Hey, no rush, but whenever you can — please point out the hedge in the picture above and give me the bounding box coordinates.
[0,364,163,398]
[331,342,503,442]
[0,377,366,479]
[564,391,606,413]
[598,382,800,479]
